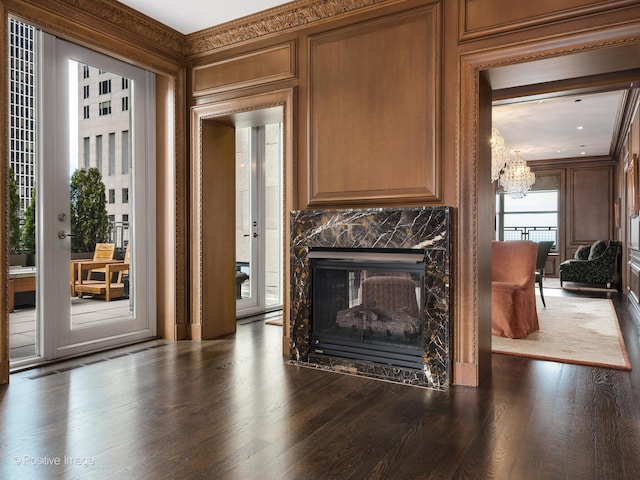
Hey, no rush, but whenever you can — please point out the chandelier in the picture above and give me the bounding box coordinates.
[498,150,535,199]
[491,128,535,198]
[491,128,510,182]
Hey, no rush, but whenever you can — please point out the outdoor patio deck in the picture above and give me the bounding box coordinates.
[9,297,131,361]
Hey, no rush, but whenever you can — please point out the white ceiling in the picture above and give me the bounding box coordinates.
[493,90,624,161]
[118,0,293,34]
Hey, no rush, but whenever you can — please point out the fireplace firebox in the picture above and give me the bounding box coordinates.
[310,248,425,369]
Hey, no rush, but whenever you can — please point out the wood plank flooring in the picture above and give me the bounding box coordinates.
[1,289,640,479]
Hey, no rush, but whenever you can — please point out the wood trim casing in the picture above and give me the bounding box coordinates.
[189,89,295,340]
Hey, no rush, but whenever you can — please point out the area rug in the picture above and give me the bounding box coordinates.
[492,296,631,370]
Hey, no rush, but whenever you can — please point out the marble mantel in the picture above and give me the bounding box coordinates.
[289,207,451,390]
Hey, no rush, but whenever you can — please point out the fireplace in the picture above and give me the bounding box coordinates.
[310,248,425,369]
[290,207,451,390]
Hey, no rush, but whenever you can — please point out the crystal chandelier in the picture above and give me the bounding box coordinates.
[491,127,510,182]
[498,150,535,199]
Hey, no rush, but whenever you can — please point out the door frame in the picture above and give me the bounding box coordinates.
[190,89,294,341]
[458,25,640,386]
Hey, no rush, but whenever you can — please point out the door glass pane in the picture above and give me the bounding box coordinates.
[264,123,282,309]
[9,18,39,361]
[236,127,253,302]
[69,61,133,330]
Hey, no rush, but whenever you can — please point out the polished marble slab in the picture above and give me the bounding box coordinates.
[289,207,451,390]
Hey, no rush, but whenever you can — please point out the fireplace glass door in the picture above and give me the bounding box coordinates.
[311,253,425,369]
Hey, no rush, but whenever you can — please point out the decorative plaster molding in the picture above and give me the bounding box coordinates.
[186,0,393,56]
[54,0,184,58]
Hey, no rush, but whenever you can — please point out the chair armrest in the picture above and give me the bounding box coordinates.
[106,263,129,275]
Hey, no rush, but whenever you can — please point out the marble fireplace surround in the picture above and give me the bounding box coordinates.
[290,207,451,390]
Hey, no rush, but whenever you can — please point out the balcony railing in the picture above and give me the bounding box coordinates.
[502,226,557,249]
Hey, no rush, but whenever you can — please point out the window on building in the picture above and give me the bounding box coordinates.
[108,189,115,204]
[495,174,560,248]
[83,105,89,119]
[122,188,129,203]
[122,96,129,111]
[83,137,90,169]
[121,130,129,174]
[108,132,115,176]
[96,135,102,172]
[122,214,129,223]
[83,85,89,99]
[99,101,111,116]
[108,214,115,222]
[83,64,89,78]
[99,79,111,95]
[122,78,129,89]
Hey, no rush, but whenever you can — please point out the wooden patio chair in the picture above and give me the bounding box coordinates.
[70,243,117,297]
[74,244,130,302]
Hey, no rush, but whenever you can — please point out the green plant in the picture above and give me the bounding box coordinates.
[70,167,110,253]
[9,168,22,253]
[22,187,36,255]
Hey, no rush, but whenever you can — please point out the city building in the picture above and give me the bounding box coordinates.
[8,18,36,212]
[77,64,131,247]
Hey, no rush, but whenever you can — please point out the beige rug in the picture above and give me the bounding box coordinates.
[492,295,631,370]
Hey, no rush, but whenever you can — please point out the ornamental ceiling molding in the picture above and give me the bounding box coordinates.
[186,0,394,57]
[50,0,184,59]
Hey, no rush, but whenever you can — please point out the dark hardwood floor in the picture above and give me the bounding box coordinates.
[1,287,640,479]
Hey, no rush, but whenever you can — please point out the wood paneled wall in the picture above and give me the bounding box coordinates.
[186,0,640,386]
[307,6,441,206]
[531,160,616,275]
[4,0,638,385]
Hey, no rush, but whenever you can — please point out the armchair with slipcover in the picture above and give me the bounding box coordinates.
[559,240,621,290]
[492,240,539,339]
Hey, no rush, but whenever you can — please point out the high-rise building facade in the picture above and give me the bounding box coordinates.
[8,18,37,212]
[77,64,131,243]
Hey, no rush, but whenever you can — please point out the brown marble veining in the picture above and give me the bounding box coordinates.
[289,207,451,389]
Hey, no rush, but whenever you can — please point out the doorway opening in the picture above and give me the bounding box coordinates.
[235,119,284,318]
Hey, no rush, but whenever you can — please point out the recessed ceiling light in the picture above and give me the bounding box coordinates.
[580,151,587,155]
[577,126,584,130]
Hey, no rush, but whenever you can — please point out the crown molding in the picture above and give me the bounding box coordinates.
[185,0,394,57]
[7,0,185,61]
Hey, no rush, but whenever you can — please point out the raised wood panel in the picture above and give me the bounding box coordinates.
[192,42,295,96]
[569,166,613,244]
[460,0,637,40]
[307,6,441,206]
[190,116,237,340]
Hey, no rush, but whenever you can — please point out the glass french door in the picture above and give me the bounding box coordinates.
[236,123,283,317]
[8,22,156,366]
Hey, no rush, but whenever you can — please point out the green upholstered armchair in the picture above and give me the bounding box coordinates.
[559,240,621,290]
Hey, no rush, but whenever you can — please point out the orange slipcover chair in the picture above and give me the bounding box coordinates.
[492,240,539,339]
